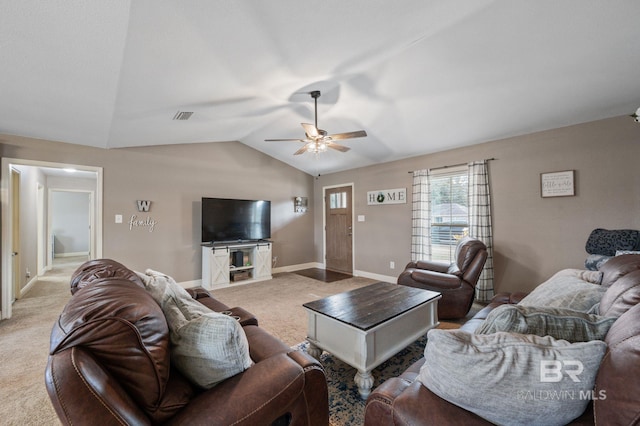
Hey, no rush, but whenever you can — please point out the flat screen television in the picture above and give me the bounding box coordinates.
[201,197,271,244]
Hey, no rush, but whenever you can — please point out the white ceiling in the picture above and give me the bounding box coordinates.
[2,1,639,175]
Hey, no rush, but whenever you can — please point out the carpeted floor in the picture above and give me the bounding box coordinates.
[0,263,476,425]
[0,257,85,426]
[212,272,376,346]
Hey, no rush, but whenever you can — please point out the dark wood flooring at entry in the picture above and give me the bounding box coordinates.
[294,268,352,283]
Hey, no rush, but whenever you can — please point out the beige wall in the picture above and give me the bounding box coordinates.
[1,135,315,283]
[315,115,640,293]
[3,114,639,294]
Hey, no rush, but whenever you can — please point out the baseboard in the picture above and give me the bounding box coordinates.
[273,262,323,273]
[353,270,397,283]
[20,276,40,298]
[54,251,89,258]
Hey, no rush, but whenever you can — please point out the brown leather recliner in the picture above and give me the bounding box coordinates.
[397,236,488,319]
[45,259,329,426]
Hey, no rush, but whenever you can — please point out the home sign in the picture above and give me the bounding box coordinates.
[367,188,407,205]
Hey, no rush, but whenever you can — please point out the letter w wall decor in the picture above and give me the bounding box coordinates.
[136,200,151,212]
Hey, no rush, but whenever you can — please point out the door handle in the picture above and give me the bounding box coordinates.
[12,252,18,256]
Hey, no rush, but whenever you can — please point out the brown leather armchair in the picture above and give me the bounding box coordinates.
[397,237,487,319]
[45,259,329,426]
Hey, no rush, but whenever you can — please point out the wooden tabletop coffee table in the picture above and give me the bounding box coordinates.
[302,282,441,399]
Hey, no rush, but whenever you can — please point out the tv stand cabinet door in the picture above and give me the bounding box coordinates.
[202,247,230,289]
[253,244,272,280]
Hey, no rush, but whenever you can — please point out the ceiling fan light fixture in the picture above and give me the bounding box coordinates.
[307,141,328,153]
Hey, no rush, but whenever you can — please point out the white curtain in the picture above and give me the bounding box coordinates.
[468,160,494,302]
[411,169,431,261]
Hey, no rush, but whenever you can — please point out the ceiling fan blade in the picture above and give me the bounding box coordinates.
[264,138,307,142]
[293,144,311,155]
[301,123,320,138]
[327,130,367,140]
[327,142,351,152]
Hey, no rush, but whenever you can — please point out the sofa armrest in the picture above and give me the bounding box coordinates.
[46,347,153,426]
[365,377,492,426]
[228,306,259,326]
[185,286,213,300]
[167,351,328,426]
[404,269,463,290]
[414,260,450,273]
[490,291,528,305]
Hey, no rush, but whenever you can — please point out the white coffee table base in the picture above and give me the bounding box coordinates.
[304,297,439,399]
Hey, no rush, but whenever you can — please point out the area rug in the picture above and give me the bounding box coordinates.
[293,335,428,426]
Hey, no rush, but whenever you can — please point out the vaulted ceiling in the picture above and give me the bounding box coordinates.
[2,1,639,175]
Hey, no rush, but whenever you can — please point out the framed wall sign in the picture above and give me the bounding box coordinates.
[541,170,575,197]
[367,188,407,205]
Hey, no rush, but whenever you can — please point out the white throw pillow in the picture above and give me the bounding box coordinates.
[418,329,607,426]
[137,269,252,388]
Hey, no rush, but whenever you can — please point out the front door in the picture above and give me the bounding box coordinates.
[325,185,353,274]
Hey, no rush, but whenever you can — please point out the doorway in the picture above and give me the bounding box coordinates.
[50,190,92,261]
[324,184,353,274]
[1,158,103,320]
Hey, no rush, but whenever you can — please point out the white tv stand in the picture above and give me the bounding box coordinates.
[201,241,272,290]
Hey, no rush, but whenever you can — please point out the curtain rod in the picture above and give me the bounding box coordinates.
[407,157,496,174]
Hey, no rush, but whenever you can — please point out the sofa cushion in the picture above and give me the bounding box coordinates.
[518,270,606,312]
[50,279,172,418]
[475,304,616,342]
[137,269,252,389]
[598,269,640,317]
[599,253,640,287]
[417,329,607,426]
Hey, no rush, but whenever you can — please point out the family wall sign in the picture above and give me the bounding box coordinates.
[129,200,157,232]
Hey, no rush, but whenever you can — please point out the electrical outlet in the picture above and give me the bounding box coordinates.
[390,261,395,269]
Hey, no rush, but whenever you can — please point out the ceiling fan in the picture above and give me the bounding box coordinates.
[265,90,367,155]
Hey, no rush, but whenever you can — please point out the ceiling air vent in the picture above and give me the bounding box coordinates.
[173,111,194,121]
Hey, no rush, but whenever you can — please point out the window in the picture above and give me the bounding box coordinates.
[430,167,468,262]
[329,191,347,209]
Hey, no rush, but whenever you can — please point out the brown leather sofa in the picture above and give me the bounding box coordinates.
[365,255,640,425]
[45,259,329,426]
[397,237,488,319]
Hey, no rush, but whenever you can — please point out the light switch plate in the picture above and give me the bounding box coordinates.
[357,215,365,222]
[115,214,123,224]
